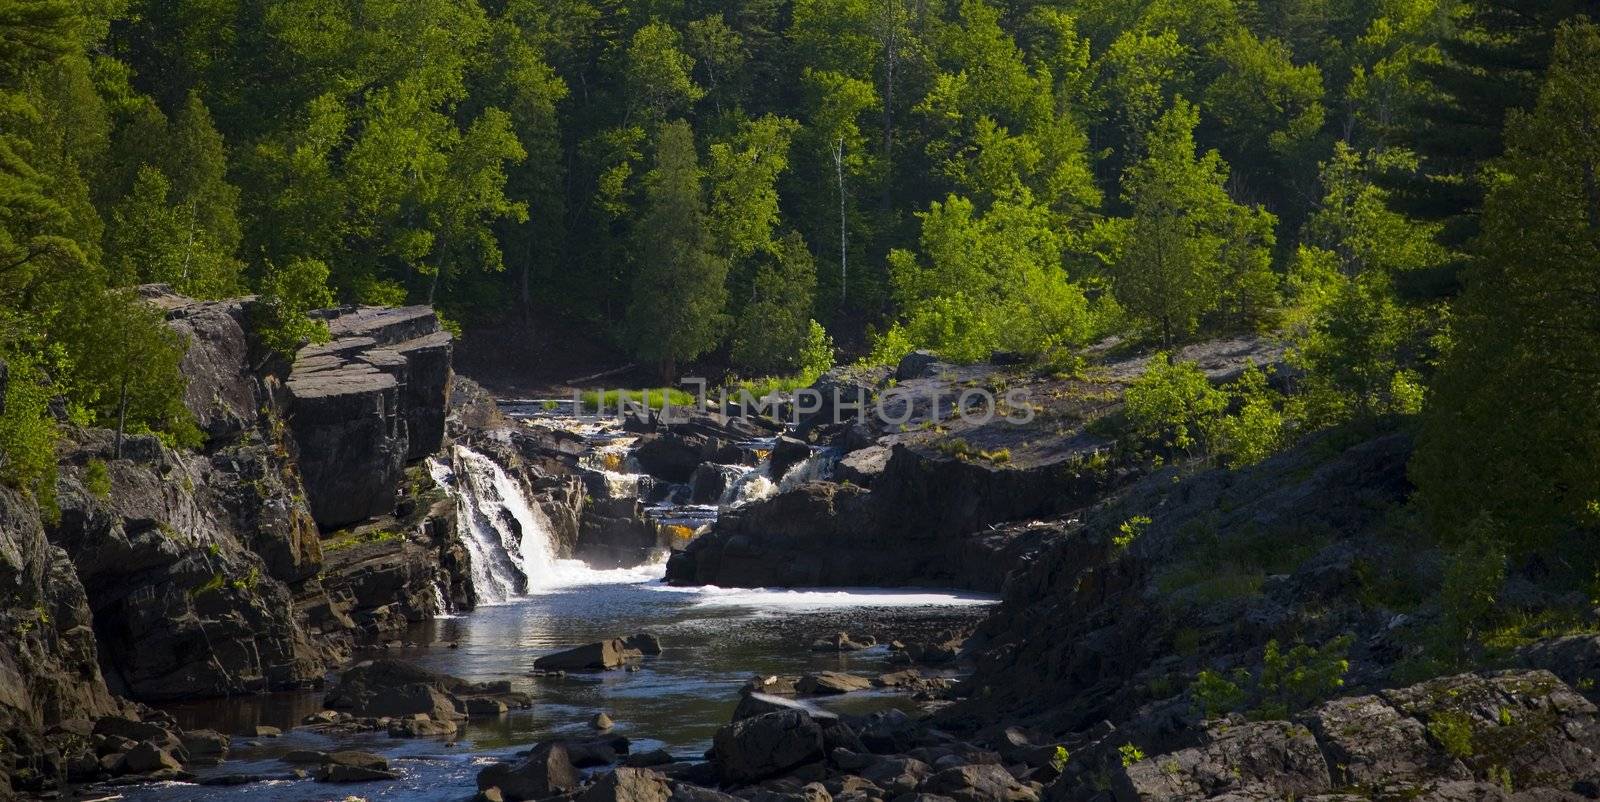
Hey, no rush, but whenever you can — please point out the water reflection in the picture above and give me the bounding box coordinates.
[130,576,993,802]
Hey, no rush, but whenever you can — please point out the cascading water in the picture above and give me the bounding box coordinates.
[719,462,777,507]
[777,448,840,491]
[431,445,571,603]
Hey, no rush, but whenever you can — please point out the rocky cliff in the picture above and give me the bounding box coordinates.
[0,288,483,799]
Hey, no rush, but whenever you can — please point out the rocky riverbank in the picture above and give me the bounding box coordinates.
[0,287,590,799]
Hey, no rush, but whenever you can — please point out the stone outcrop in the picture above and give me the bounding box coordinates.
[535,638,649,671]
[287,305,453,529]
[666,443,1105,590]
[1,290,474,796]
[0,487,122,799]
[140,287,259,442]
[48,431,326,701]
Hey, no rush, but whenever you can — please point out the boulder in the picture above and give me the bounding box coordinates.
[768,436,813,483]
[579,768,671,802]
[121,741,183,774]
[811,632,877,652]
[920,764,1038,802]
[798,672,873,695]
[623,632,663,656]
[691,463,743,504]
[179,729,230,760]
[535,639,643,671]
[593,712,616,731]
[387,716,458,738]
[623,750,675,768]
[633,435,706,482]
[833,447,888,487]
[861,756,931,796]
[466,698,510,717]
[895,350,944,381]
[477,742,582,802]
[712,709,827,784]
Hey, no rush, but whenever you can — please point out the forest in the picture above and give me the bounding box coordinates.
[1,0,1598,566]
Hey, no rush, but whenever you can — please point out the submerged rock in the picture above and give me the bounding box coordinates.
[535,638,645,671]
[810,632,877,652]
[798,672,873,695]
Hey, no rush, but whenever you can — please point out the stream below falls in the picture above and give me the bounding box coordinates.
[121,401,997,802]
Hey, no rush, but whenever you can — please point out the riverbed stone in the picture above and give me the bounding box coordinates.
[478,742,582,802]
[712,709,827,784]
[535,639,643,671]
[121,741,183,774]
[798,672,873,695]
[580,767,671,802]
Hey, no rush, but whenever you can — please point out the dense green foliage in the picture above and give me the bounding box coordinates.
[1,0,1598,621]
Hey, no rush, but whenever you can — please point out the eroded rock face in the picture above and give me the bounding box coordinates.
[48,433,325,701]
[288,305,453,529]
[140,287,259,443]
[0,487,121,799]
[666,443,1102,591]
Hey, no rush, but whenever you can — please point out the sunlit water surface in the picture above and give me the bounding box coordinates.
[127,563,994,802]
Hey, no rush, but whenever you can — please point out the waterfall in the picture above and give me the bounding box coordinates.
[720,464,777,507]
[430,445,569,603]
[777,448,839,491]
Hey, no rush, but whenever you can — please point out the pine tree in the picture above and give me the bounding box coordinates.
[731,230,817,375]
[625,120,728,379]
[1112,99,1276,343]
[1387,0,1600,249]
[1412,20,1600,553]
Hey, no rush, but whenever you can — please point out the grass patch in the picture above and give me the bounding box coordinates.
[322,529,404,552]
[1156,518,1334,607]
[937,438,1013,464]
[85,459,112,500]
[724,375,810,399]
[580,387,697,412]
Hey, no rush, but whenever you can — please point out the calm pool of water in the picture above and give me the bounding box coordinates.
[127,566,994,802]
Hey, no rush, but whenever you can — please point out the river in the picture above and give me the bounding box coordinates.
[120,404,996,801]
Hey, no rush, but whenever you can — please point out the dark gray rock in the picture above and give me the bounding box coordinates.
[769,436,813,483]
[140,287,259,442]
[535,639,644,671]
[921,764,1038,802]
[1111,720,1331,800]
[634,434,707,482]
[477,742,581,802]
[712,709,827,784]
[580,768,671,802]
[288,305,453,528]
[833,446,888,487]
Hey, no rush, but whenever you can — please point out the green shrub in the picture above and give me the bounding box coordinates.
[1118,743,1145,767]
[1125,354,1226,455]
[1188,635,1352,720]
[798,320,836,382]
[0,354,59,502]
[1114,515,1151,550]
[1192,668,1250,717]
[1428,711,1474,759]
[85,459,111,500]
[254,257,335,357]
